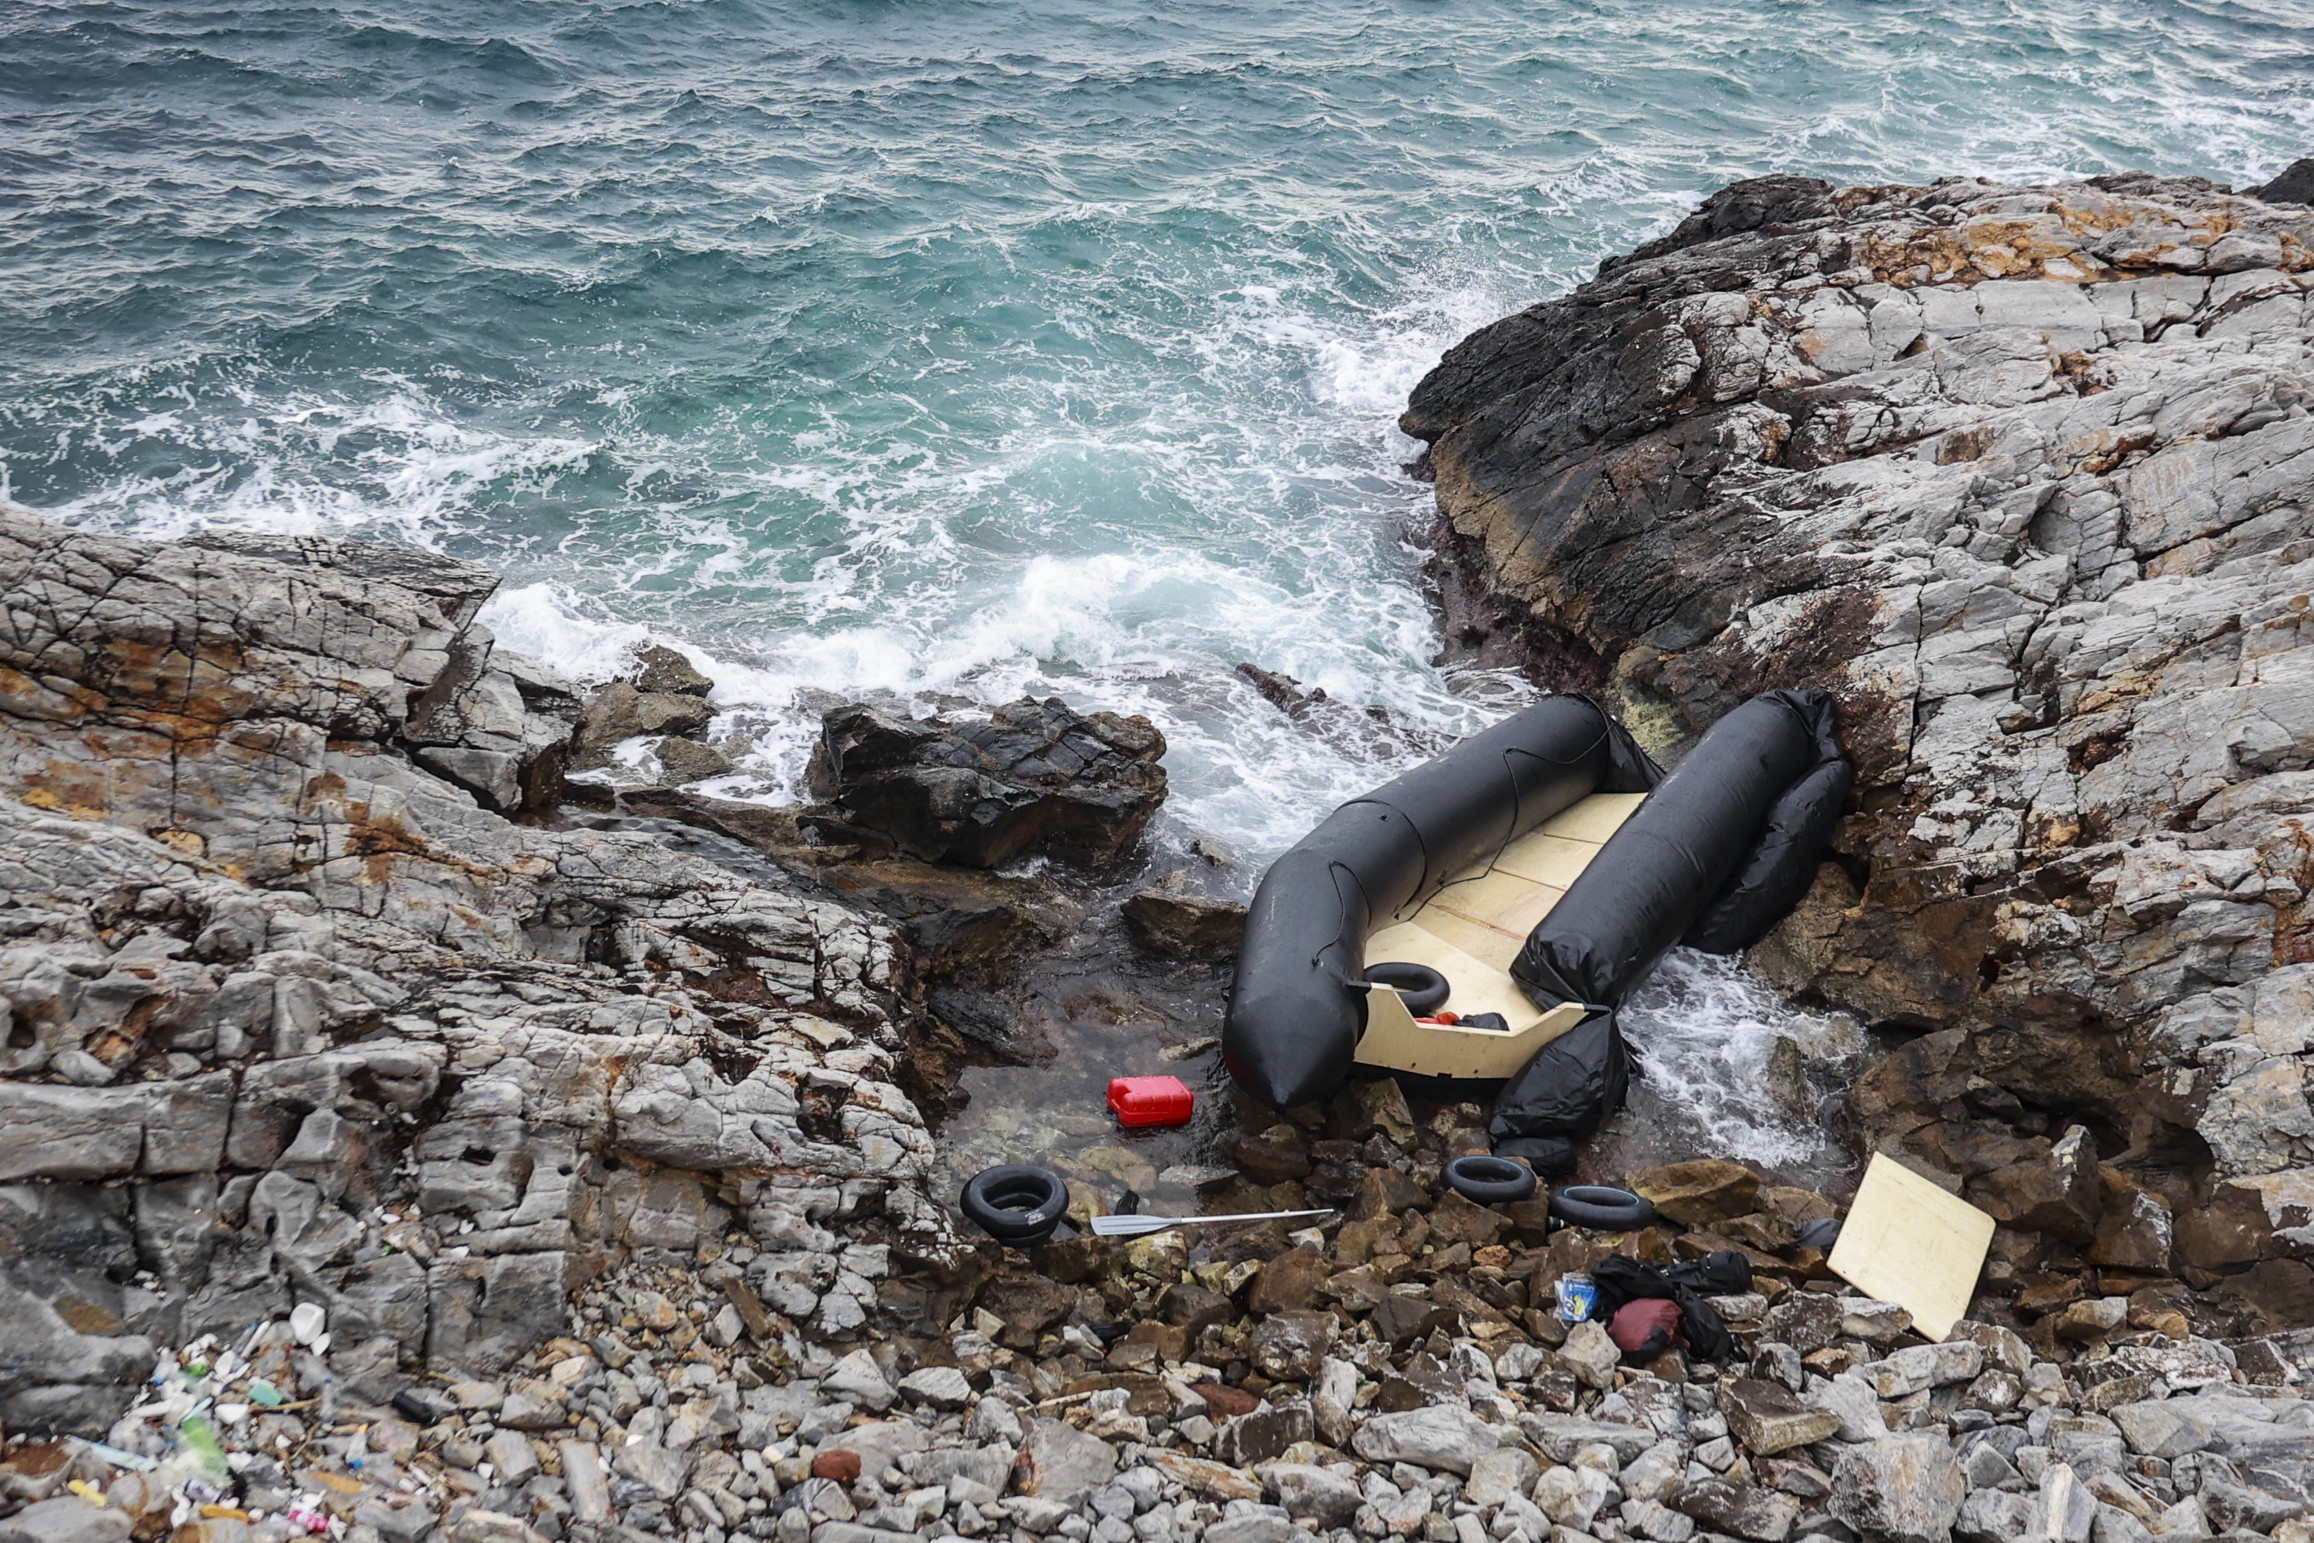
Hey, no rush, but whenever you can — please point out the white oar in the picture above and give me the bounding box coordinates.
[1088,1208,1336,1239]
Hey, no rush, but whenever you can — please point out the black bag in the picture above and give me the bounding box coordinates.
[1587,1250,1754,1362]
[1487,1010,1636,1144]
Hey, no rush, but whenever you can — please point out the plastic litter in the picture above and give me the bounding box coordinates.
[1554,1274,1598,1323]
[1106,1074,1194,1128]
[289,1302,326,1346]
[176,1415,231,1484]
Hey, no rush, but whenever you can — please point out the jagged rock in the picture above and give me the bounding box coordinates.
[1403,171,2314,1251]
[2089,1177,2175,1271]
[633,644,714,697]
[1244,1246,1328,1313]
[1560,1319,1622,1389]
[1213,1402,1313,1468]
[0,505,944,1433]
[1351,1406,1503,1474]
[1627,1159,1762,1226]
[1828,1434,1966,1543]
[1972,1126,2104,1246]
[808,697,1166,868]
[823,1348,897,1412]
[1014,1419,1119,1503]
[1673,1479,1801,1543]
[1122,882,1246,961]
[656,736,737,785]
[1720,1377,1842,1456]
[1263,1463,1362,1526]
[1247,1310,1336,1381]
[2250,158,2314,204]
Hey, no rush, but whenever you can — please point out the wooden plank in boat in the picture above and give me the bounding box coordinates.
[1353,791,1645,1080]
[1535,791,1649,845]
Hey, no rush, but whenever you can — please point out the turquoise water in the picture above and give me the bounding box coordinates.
[8,0,2312,861]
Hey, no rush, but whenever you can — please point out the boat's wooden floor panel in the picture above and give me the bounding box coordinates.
[1356,791,1644,1078]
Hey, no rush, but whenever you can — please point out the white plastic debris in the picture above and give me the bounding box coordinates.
[290,1302,327,1346]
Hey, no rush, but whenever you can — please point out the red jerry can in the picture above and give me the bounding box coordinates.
[1106,1075,1194,1128]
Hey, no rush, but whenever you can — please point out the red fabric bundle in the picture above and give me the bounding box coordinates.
[1608,1297,1685,1358]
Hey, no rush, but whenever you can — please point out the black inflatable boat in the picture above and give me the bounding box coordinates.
[1223,688,1847,1156]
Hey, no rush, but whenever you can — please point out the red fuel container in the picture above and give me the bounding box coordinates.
[1107,1075,1194,1128]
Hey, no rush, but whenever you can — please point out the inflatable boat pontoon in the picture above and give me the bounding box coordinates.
[1224,689,1848,1148]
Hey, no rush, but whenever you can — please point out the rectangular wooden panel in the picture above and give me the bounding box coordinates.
[1828,1153,1997,1343]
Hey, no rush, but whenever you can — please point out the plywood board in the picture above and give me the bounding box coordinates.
[1365,921,1545,1029]
[1828,1153,1996,1342]
[1356,981,1588,1079]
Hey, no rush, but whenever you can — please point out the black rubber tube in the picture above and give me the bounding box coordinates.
[1225,694,1659,1110]
[1548,1184,1657,1231]
[1364,961,1450,1016]
[1444,1154,1538,1205]
[1511,690,1838,1011]
[960,1165,1069,1246]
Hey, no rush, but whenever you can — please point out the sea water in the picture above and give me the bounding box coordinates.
[7,0,2310,1170]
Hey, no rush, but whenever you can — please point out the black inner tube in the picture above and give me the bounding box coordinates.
[1363,961,1450,1016]
[1444,1153,1538,1205]
[960,1164,1069,1246]
[1548,1184,1658,1231]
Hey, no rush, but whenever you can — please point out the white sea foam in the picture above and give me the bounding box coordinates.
[1615,949,1868,1182]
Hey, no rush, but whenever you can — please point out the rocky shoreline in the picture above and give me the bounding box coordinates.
[4,159,2314,1543]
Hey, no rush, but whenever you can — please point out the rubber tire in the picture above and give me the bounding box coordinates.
[961,1165,1069,1246]
[1444,1154,1538,1205]
[1364,961,1450,1016]
[1548,1184,1658,1231]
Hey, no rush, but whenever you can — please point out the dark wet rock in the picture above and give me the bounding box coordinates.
[976,1273,1076,1349]
[572,679,718,766]
[2248,157,2314,204]
[654,736,736,785]
[1121,881,1246,961]
[1231,1123,1313,1186]
[632,643,714,697]
[928,985,1051,1065]
[807,697,1167,868]
[1970,1125,2103,1247]
[1158,1281,1234,1338]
